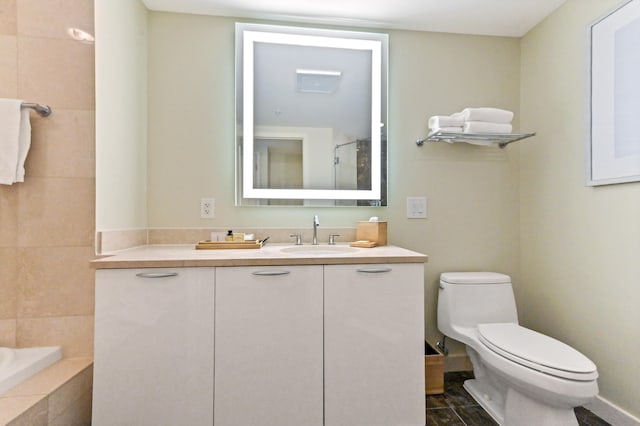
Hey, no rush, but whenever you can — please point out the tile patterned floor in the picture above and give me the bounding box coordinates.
[426,371,611,426]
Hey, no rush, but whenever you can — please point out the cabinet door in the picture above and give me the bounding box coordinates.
[324,263,425,426]
[93,268,215,426]
[214,265,323,426]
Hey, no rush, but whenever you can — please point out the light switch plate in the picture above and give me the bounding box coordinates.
[407,197,427,218]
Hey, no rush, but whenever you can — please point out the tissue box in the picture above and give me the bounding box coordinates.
[356,221,387,246]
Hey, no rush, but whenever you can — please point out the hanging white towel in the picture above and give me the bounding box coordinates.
[463,121,513,134]
[15,107,31,183]
[0,99,31,185]
[460,107,514,124]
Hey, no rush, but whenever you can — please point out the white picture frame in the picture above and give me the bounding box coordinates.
[588,0,640,186]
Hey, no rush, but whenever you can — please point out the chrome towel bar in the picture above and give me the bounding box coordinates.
[21,102,52,117]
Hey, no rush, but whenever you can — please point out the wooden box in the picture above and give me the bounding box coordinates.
[356,221,387,246]
[425,341,444,395]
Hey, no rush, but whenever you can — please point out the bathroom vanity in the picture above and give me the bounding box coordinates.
[91,244,427,426]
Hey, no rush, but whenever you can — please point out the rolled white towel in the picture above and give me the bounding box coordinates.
[430,126,463,133]
[463,121,513,134]
[460,107,513,124]
[428,113,465,129]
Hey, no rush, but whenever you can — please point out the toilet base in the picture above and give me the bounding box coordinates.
[464,379,504,424]
[464,378,579,426]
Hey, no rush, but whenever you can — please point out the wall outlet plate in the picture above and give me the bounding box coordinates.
[200,197,215,219]
[407,197,427,218]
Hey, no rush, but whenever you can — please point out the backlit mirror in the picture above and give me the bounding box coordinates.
[236,23,388,206]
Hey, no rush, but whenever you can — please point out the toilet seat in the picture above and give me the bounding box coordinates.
[478,323,598,381]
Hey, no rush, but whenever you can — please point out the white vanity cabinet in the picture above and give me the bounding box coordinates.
[92,268,215,426]
[324,263,425,426]
[91,245,427,426]
[214,265,324,426]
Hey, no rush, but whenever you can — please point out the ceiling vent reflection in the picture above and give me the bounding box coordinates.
[296,69,341,94]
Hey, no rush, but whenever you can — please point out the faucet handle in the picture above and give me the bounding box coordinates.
[289,234,303,245]
[328,234,340,245]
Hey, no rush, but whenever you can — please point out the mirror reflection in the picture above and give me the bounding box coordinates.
[236,24,388,206]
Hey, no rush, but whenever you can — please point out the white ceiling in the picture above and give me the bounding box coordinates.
[141,0,568,37]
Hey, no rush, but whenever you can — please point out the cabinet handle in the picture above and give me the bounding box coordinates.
[251,270,291,276]
[356,267,392,274]
[135,272,179,279]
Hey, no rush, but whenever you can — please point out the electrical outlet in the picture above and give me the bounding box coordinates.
[200,197,215,219]
[407,197,427,218]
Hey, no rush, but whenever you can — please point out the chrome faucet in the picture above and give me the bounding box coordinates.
[312,214,320,245]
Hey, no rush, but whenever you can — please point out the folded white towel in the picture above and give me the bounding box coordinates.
[430,126,463,133]
[463,121,512,134]
[0,99,31,185]
[460,107,514,124]
[428,114,465,129]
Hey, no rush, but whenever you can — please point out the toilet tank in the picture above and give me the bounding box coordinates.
[437,272,519,339]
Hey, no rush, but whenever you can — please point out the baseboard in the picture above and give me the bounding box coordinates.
[585,396,640,426]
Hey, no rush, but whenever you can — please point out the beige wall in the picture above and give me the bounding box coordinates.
[520,0,640,417]
[0,0,95,356]
[145,12,522,350]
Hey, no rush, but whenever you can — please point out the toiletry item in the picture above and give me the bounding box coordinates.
[211,232,227,242]
[233,233,245,242]
[225,230,233,241]
[244,233,255,241]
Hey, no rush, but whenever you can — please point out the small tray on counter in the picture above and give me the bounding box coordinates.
[195,239,264,250]
[349,240,378,248]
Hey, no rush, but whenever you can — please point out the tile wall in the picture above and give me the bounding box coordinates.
[0,0,95,357]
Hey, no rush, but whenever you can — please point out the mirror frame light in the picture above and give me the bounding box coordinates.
[239,25,385,201]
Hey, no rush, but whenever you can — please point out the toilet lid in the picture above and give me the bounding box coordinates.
[478,323,598,381]
[440,272,511,284]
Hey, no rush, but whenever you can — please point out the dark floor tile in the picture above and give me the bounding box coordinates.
[576,406,612,426]
[455,405,499,426]
[427,393,449,409]
[445,371,474,383]
[442,376,477,408]
[426,408,465,426]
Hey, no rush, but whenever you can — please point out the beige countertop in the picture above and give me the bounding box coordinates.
[91,244,428,269]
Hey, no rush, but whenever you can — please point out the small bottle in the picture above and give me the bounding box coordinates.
[225,230,233,241]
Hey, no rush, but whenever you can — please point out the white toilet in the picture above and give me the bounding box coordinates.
[437,272,599,426]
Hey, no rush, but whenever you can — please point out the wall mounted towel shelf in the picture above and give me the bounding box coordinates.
[416,131,535,148]
[21,102,52,117]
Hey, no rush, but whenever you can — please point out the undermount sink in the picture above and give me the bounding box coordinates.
[280,245,359,255]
